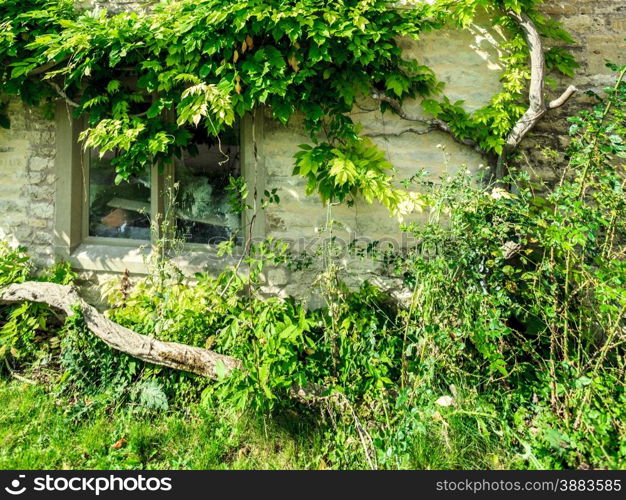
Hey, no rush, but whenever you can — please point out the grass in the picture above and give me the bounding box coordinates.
[0,379,323,470]
[0,378,521,470]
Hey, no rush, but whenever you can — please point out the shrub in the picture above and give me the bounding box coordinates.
[1,64,623,471]
[0,241,30,287]
[0,246,76,371]
[391,64,626,469]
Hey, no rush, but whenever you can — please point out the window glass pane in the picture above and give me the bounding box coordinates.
[88,150,151,240]
[176,125,241,244]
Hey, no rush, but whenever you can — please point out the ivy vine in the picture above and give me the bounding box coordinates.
[0,0,577,214]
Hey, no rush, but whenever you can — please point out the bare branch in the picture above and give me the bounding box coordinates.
[0,281,327,402]
[0,282,241,379]
[364,126,435,138]
[5,359,37,385]
[492,11,579,182]
[504,11,577,150]
[504,11,546,150]
[27,59,65,77]
[512,12,546,113]
[372,90,421,121]
[47,81,80,108]
[549,84,578,110]
[371,91,484,154]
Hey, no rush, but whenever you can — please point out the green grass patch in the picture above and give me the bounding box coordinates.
[0,380,320,470]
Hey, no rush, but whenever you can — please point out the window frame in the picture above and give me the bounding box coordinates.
[53,101,265,274]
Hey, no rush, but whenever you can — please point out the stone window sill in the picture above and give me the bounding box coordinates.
[69,243,239,276]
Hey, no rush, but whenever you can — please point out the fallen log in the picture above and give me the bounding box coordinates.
[0,281,242,379]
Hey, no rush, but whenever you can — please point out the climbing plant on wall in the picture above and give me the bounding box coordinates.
[0,0,578,213]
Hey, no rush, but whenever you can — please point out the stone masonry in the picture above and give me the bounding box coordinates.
[0,101,56,266]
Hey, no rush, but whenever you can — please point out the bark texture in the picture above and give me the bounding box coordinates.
[496,11,578,179]
[0,281,242,379]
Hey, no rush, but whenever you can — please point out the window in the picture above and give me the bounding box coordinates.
[174,125,241,245]
[87,148,152,241]
[54,103,264,273]
[85,123,241,246]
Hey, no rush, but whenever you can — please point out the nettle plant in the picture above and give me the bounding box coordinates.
[0,0,578,213]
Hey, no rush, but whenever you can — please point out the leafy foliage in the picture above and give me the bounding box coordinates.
[3,0,620,472]
[0,0,576,211]
[0,241,30,286]
[101,68,624,469]
[425,0,578,154]
[0,245,76,369]
[392,67,626,468]
[293,134,425,214]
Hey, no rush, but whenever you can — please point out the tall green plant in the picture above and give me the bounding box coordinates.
[394,64,626,468]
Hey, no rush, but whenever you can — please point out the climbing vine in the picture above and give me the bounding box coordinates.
[433,0,577,154]
[0,0,577,212]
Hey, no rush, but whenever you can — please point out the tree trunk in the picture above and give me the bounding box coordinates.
[0,282,241,379]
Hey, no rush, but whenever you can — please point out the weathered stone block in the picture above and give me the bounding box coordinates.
[586,35,626,74]
[29,156,51,171]
[30,202,54,220]
[0,0,622,298]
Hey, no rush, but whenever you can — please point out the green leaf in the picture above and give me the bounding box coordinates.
[385,73,409,97]
[421,99,442,116]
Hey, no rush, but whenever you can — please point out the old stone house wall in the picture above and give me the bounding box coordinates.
[0,0,624,304]
[0,102,56,265]
[523,0,626,180]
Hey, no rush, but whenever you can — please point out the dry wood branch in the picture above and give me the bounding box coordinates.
[494,11,578,182]
[27,60,66,78]
[0,282,329,404]
[28,62,57,77]
[0,282,241,379]
[47,81,80,108]
[549,85,578,110]
[364,126,435,138]
[5,359,37,385]
[504,11,578,150]
[29,62,151,115]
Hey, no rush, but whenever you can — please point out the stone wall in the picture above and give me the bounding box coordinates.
[260,1,626,299]
[524,1,626,180]
[0,0,624,303]
[256,19,505,301]
[261,18,503,248]
[78,0,149,11]
[261,1,626,248]
[0,101,56,266]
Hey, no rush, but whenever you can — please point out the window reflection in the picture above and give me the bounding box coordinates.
[88,150,151,240]
[176,125,241,244]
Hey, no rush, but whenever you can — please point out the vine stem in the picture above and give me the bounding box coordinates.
[497,11,578,183]
[573,303,626,430]
[576,66,626,199]
[218,111,259,299]
[370,90,485,155]
[372,10,578,185]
